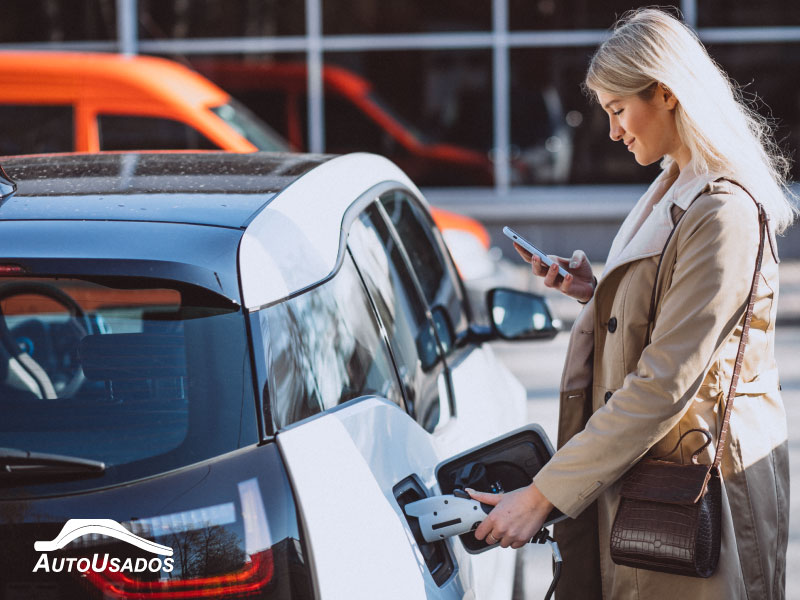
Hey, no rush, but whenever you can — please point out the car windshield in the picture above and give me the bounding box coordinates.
[0,276,256,492]
[211,98,289,151]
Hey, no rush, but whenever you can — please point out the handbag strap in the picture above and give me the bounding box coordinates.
[712,187,767,470]
[643,179,767,471]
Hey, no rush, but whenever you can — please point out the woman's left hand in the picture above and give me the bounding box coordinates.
[466,483,555,549]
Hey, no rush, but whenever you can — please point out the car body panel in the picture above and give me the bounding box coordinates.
[0,151,538,599]
[239,152,422,309]
[277,401,432,599]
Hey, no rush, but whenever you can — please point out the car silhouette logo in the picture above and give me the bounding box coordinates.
[34,519,173,556]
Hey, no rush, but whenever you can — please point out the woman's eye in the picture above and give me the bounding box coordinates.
[613,109,624,116]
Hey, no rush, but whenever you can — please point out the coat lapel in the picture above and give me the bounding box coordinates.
[601,160,721,280]
[559,161,722,395]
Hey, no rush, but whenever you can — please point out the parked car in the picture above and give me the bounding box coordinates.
[0,51,287,155]
[0,50,501,300]
[0,151,558,599]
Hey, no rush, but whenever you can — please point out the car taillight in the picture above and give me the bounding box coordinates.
[80,479,278,599]
[83,549,274,599]
[0,264,25,275]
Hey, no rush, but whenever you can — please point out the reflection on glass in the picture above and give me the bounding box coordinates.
[264,254,402,429]
[510,47,662,185]
[327,50,494,186]
[698,2,800,27]
[0,277,255,487]
[509,1,681,31]
[709,42,800,180]
[380,190,468,337]
[0,0,116,42]
[490,289,555,339]
[323,0,491,34]
[211,99,289,151]
[348,206,448,433]
[138,0,304,38]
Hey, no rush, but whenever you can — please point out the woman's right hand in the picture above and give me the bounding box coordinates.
[513,243,595,302]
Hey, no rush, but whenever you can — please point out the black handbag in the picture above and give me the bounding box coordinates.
[609,186,768,577]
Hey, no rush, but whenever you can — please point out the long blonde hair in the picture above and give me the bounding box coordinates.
[585,8,797,233]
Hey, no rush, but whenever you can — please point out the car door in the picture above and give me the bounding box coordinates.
[374,189,528,599]
[261,241,463,598]
[270,189,527,599]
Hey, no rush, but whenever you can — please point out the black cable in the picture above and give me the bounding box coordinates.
[545,561,561,600]
[530,527,561,600]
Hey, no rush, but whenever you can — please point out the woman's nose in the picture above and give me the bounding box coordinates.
[609,121,624,141]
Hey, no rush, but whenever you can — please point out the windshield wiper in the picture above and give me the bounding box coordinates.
[0,447,105,478]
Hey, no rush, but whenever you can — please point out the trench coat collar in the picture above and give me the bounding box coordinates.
[601,159,721,279]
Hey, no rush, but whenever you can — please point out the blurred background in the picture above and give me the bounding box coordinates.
[1,1,800,596]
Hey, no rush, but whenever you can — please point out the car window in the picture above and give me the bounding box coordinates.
[347,203,450,433]
[0,104,73,155]
[98,114,220,151]
[379,190,469,345]
[262,252,402,430]
[0,276,257,492]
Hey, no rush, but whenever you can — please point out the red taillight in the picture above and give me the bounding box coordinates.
[84,549,274,599]
[0,264,25,275]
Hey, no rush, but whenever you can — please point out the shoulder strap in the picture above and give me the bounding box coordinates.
[711,182,767,470]
[643,179,767,470]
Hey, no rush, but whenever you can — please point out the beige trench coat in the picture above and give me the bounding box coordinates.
[533,161,788,599]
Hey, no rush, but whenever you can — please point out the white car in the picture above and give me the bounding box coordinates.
[0,151,559,599]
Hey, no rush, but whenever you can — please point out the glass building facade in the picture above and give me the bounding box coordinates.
[3,0,798,254]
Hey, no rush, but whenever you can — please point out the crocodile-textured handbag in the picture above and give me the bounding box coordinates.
[609,186,768,578]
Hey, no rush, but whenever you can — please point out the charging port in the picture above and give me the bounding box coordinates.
[393,475,455,586]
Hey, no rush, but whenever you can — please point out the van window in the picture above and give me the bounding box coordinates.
[0,105,73,155]
[210,99,289,151]
[98,114,219,151]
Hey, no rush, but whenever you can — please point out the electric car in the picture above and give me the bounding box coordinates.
[0,151,558,599]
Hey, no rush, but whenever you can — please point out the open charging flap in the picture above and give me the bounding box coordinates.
[435,424,566,553]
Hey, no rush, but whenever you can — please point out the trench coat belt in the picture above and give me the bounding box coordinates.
[733,368,780,396]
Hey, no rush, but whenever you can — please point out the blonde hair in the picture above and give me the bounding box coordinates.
[585,8,797,233]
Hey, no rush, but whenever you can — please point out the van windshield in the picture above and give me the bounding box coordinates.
[211,99,289,151]
[0,276,257,493]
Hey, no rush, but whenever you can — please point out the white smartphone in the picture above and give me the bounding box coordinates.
[503,226,570,279]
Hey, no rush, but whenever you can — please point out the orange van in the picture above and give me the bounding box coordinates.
[0,52,287,156]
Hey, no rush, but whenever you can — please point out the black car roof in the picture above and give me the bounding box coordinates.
[0,152,333,228]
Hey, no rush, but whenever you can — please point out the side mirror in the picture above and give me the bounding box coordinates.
[488,288,559,341]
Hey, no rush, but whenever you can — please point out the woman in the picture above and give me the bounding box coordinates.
[467,8,795,599]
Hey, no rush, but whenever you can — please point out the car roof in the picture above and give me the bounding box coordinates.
[0,152,331,228]
[0,51,229,108]
[0,151,424,309]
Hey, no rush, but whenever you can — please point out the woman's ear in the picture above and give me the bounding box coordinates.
[660,83,678,110]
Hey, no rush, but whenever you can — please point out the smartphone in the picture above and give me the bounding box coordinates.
[503,226,570,279]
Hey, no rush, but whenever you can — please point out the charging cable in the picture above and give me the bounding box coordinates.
[530,527,561,600]
[404,493,562,599]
